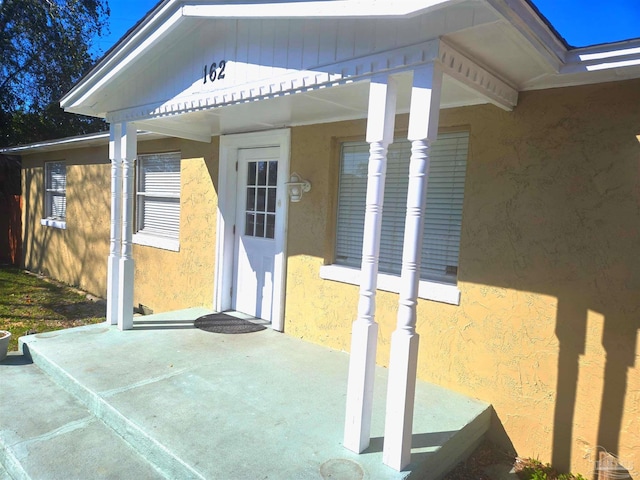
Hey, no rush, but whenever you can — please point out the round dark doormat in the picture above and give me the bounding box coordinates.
[194,313,267,334]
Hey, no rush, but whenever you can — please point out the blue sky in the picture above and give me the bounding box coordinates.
[92,0,159,55]
[91,0,640,56]
[534,0,640,47]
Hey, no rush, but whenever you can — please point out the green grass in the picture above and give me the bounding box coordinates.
[0,267,106,352]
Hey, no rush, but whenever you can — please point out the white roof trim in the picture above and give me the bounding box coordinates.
[60,0,460,114]
[62,6,184,113]
[485,0,567,72]
[105,40,442,124]
[439,40,518,110]
[59,0,640,123]
[562,38,640,73]
[0,131,168,155]
[181,0,457,18]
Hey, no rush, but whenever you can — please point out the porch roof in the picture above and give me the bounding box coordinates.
[59,0,640,143]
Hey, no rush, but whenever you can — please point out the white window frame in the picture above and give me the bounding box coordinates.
[132,152,181,252]
[321,132,469,306]
[41,161,67,229]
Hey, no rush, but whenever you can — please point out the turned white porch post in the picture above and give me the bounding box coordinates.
[344,75,397,453]
[383,64,442,471]
[106,124,123,325]
[117,122,137,331]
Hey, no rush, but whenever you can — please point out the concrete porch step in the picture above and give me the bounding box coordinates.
[2,309,491,479]
[0,354,164,480]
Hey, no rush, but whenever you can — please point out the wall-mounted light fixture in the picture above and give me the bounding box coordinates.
[286,172,311,202]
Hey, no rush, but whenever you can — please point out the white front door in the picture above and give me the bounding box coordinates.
[232,147,280,322]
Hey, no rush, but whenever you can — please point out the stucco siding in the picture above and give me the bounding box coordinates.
[131,138,218,312]
[21,146,111,296]
[21,138,218,313]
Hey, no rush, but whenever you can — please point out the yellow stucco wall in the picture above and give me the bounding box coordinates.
[284,79,640,475]
[21,146,112,295]
[21,137,218,312]
[131,138,219,312]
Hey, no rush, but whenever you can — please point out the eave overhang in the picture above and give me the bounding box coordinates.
[60,0,464,115]
[0,131,169,155]
[60,0,640,132]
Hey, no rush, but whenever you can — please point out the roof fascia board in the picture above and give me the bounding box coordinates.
[61,1,182,112]
[0,131,165,155]
[181,0,460,19]
[0,132,110,154]
[484,0,567,73]
[562,38,640,73]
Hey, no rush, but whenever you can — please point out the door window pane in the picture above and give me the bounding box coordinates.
[257,162,267,185]
[244,160,278,239]
[266,214,275,239]
[268,161,277,186]
[245,213,255,236]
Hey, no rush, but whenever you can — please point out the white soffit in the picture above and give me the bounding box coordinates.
[444,21,555,89]
[519,39,640,90]
[449,0,640,91]
[181,0,461,18]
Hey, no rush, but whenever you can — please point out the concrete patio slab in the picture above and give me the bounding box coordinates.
[2,308,491,479]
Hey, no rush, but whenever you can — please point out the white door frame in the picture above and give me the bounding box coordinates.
[214,129,291,332]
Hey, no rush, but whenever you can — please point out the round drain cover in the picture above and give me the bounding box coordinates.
[320,459,365,480]
[35,332,60,338]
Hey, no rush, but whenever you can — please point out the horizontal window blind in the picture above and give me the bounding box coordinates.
[136,153,181,240]
[45,162,66,220]
[335,132,469,284]
[50,194,67,220]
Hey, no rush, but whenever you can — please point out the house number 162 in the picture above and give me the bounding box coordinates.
[203,60,227,84]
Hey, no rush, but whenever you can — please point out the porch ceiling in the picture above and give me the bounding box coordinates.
[133,73,485,141]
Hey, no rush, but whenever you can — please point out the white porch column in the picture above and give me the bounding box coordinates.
[106,124,123,325]
[117,122,137,331]
[344,75,397,454]
[383,64,442,471]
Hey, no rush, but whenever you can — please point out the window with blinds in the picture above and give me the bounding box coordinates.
[45,162,67,220]
[335,131,469,285]
[136,153,181,242]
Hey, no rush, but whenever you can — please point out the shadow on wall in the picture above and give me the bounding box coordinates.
[455,86,640,477]
[21,150,111,297]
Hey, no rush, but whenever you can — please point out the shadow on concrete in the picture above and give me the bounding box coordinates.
[0,354,33,366]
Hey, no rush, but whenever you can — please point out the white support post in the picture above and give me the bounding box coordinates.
[344,75,397,454]
[106,123,122,325]
[383,64,442,471]
[117,122,137,331]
